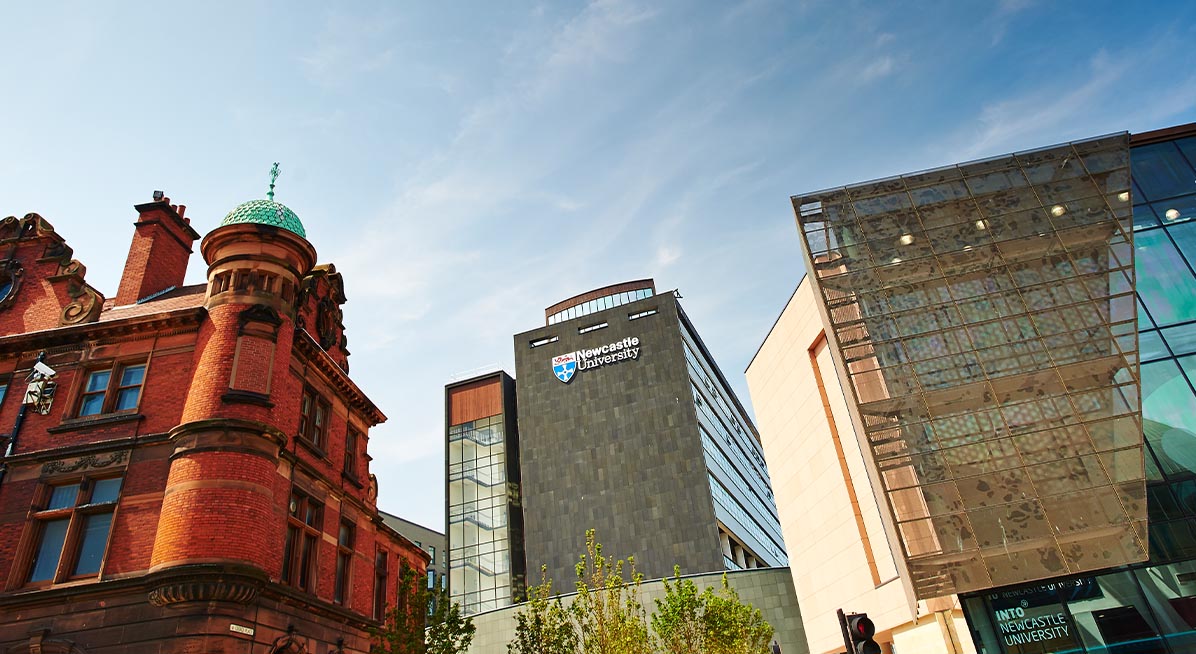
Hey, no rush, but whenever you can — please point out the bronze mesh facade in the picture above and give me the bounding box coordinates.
[793,133,1147,599]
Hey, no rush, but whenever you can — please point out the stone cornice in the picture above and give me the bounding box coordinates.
[293,329,385,425]
[0,433,170,467]
[0,307,206,353]
[146,564,267,607]
[0,564,377,630]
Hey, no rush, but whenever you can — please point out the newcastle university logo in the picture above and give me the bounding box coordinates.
[550,337,642,384]
[552,353,578,383]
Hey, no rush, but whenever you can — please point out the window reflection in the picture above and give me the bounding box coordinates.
[545,287,655,325]
[1162,326,1196,357]
[1136,229,1196,326]
[1136,204,1161,231]
[1142,331,1170,362]
[1142,360,1196,477]
[1132,142,1196,201]
[1154,195,1196,225]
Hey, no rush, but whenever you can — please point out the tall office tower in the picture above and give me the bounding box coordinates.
[445,371,526,615]
[751,123,1196,654]
[511,280,787,589]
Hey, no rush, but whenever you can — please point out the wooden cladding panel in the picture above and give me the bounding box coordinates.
[448,378,503,425]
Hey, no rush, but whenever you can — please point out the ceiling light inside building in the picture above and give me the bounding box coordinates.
[1051,205,1067,217]
[1166,208,1182,221]
[899,234,914,245]
[890,257,902,264]
[975,220,988,230]
[1117,191,1131,203]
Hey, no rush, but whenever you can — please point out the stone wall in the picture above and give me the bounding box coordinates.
[466,567,810,654]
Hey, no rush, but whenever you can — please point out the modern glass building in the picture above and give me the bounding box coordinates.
[764,123,1196,653]
[958,124,1196,654]
[510,280,786,590]
[682,307,789,570]
[794,132,1145,601]
[445,371,526,615]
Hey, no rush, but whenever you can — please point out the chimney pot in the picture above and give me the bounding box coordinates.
[178,205,187,218]
[116,197,197,305]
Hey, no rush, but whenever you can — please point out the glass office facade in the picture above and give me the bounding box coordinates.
[795,133,1146,600]
[961,130,1196,654]
[680,311,788,569]
[448,412,520,614]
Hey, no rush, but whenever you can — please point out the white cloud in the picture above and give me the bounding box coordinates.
[952,51,1131,159]
[656,245,681,267]
[299,10,399,87]
[858,55,895,82]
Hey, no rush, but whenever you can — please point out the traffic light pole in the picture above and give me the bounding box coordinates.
[837,608,853,654]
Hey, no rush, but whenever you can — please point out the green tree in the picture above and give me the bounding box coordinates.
[374,563,475,654]
[651,567,704,654]
[508,567,577,654]
[427,582,476,654]
[509,533,774,654]
[651,571,773,654]
[570,530,651,654]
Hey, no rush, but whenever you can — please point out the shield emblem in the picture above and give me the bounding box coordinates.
[552,352,577,383]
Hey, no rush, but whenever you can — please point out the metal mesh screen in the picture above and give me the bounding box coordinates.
[794,133,1146,599]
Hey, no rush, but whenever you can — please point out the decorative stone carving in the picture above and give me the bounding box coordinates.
[315,297,340,350]
[42,450,129,475]
[60,289,101,325]
[238,302,284,341]
[12,629,86,654]
[240,302,283,327]
[148,577,261,606]
[269,633,308,654]
[0,258,24,310]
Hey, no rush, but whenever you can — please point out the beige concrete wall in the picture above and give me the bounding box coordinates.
[465,567,808,654]
[746,279,974,654]
[892,611,973,654]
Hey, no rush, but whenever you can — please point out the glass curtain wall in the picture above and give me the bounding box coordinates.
[547,287,654,325]
[794,134,1146,600]
[448,414,513,615]
[679,314,788,568]
[1131,136,1196,564]
[960,133,1196,654]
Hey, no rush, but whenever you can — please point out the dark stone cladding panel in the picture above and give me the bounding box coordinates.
[514,293,722,587]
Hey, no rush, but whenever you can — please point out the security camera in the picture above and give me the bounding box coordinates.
[33,361,56,377]
[153,190,165,201]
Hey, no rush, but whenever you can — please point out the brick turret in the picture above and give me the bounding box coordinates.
[114,194,200,306]
[150,220,316,577]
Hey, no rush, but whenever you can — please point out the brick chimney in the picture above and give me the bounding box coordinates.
[114,193,202,305]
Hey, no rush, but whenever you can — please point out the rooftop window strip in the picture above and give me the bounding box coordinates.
[529,335,559,348]
[578,322,608,334]
[629,308,657,320]
[547,287,656,324]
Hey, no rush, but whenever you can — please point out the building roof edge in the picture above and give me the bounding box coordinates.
[745,274,808,374]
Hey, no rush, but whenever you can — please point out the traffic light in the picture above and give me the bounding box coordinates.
[846,613,881,654]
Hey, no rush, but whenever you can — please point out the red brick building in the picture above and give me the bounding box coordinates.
[0,191,426,653]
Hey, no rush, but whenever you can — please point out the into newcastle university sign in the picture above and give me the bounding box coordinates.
[551,337,641,383]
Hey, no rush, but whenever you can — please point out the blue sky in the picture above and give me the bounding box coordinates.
[2,1,1194,530]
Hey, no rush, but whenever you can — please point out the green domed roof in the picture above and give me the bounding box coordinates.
[220,199,306,238]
